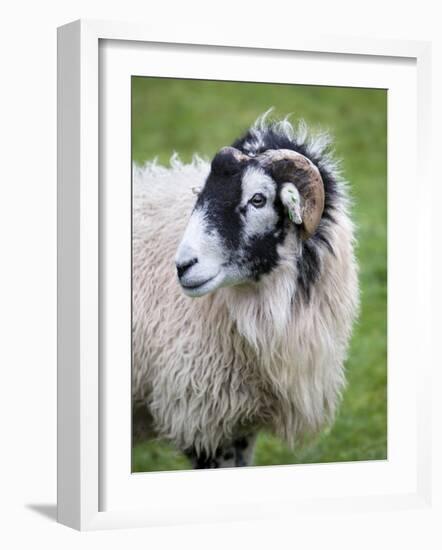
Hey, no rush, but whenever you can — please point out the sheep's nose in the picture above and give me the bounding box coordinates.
[176,257,198,279]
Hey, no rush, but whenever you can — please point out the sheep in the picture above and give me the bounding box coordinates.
[132,112,359,469]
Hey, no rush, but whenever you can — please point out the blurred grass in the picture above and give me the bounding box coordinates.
[131,77,387,471]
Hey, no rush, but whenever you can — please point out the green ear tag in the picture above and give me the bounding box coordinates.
[286,188,300,223]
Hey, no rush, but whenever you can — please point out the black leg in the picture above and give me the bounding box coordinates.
[185,434,257,469]
[233,434,257,467]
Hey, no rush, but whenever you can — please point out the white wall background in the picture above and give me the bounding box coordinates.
[0,1,440,548]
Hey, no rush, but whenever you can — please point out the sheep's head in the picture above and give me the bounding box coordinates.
[175,146,325,297]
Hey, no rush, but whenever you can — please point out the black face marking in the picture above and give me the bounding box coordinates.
[237,177,288,281]
[196,153,288,283]
[232,123,341,302]
[196,165,244,250]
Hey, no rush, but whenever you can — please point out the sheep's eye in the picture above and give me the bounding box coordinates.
[249,193,266,208]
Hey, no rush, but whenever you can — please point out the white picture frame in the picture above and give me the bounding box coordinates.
[57,19,432,531]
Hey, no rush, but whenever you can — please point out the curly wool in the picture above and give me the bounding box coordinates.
[132,124,359,456]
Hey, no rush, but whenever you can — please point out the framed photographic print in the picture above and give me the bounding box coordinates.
[57,19,432,530]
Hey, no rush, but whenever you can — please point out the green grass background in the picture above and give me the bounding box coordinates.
[131,77,387,471]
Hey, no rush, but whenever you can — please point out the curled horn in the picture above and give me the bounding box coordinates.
[258,149,325,239]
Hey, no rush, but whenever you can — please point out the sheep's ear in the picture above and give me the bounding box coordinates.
[280,183,303,225]
[211,146,249,176]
